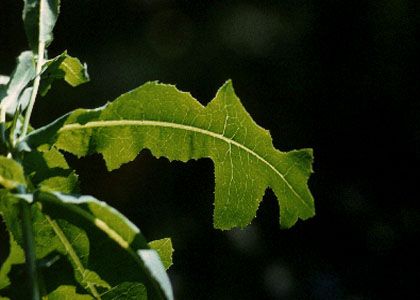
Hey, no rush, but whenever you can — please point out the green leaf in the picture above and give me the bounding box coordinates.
[0,191,25,291]
[0,191,21,243]
[22,145,79,193]
[22,0,61,51]
[0,237,23,291]
[101,282,147,300]
[35,212,108,294]
[55,54,89,87]
[27,81,315,229]
[0,51,36,114]
[37,174,79,193]
[44,285,93,299]
[0,190,108,297]
[0,156,26,189]
[148,238,173,270]
[37,192,173,300]
[79,269,111,291]
[0,232,25,290]
[40,51,89,96]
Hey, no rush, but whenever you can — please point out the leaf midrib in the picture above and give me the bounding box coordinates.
[59,120,310,210]
[61,60,79,85]
[43,213,101,299]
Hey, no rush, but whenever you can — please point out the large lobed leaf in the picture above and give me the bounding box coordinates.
[27,81,315,229]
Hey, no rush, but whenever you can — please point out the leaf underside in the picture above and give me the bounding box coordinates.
[27,80,315,229]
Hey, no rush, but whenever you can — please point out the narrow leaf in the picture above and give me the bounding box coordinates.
[0,52,36,114]
[22,0,61,51]
[27,81,315,229]
[148,238,173,270]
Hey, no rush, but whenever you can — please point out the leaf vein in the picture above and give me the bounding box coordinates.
[59,120,310,209]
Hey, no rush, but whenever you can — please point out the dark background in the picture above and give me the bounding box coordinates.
[0,0,418,299]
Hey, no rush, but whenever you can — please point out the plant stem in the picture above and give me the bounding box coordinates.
[20,188,40,300]
[21,41,45,138]
[19,39,45,300]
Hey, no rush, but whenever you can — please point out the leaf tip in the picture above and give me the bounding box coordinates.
[220,79,235,93]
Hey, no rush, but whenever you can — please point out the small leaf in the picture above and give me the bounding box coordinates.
[58,54,89,87]
[0,156,26,189]
[27,81,315,229]
[22,0,61,51]
[45,285,93,299]
[40,52,89,96]
[80,270,111,290]
[101,282,147,300]
[0,51,36,114]
[148,238,173,270]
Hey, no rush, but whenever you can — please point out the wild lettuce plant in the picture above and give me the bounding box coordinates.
[0,1,315,299]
